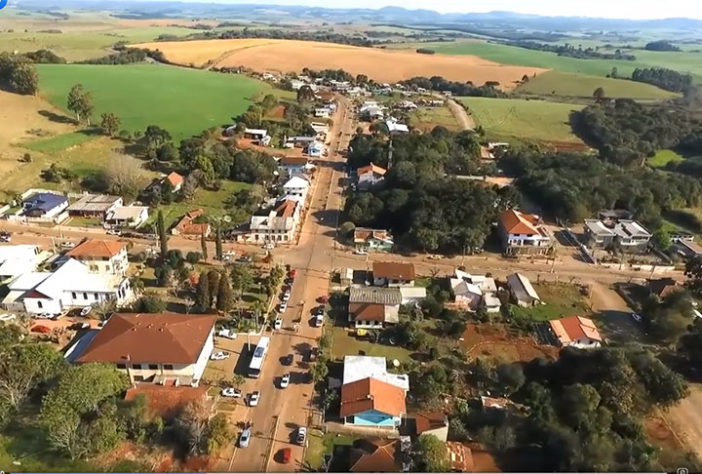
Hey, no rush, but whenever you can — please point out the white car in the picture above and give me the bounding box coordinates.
[353,248,367,255]
[37,312,53,319]
[274,319,283,330]
[249,391,260,407]
[239,426,252,448]
[60,241,76,248]
[314,314,324,327]
[106,228,121,236]
[278,302,288,312]
[296,427,307,446]
[281,292,291,302]
[280,373,290,389]
[217,328,237,339]
[0,313,17,322]
[221,387,242,398]
[210,351,230,361]
[80,306,92,317]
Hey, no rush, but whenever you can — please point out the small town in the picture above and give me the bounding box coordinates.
[1,1,702,473]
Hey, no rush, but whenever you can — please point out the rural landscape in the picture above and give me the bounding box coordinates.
[1,0,702,472]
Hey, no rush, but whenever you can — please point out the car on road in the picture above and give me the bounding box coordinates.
[60,241,76,248]
[274,318,283,330]
[280,373,290,388]
[249,391,260,407]
[353,248,367,255]
[106,228,121,236]
[296,427,307,446]
[278,302,288,312]
[314,314,324,327]
[0,231,11,242]
[239,425,252,448]
[80,306,92,317]
[0,313,17,322]
[210,351,230,361]
[281,291,291,302]
[221,387,242,398]
[631,313,643,323]
[236,255,252,263]
[36,312,53,319]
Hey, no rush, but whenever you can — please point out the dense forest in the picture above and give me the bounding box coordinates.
[644,40,681,52]
[570,99,702,167]
[631,67,694,93]
[401,76,505,97]
[505,40,636,60]
[498,149,702,225]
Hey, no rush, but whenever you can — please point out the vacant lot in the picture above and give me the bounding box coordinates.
[460,324,558,364]
[460,97,584,144]
[37,64,271,142]
[135,38,547,88]
[516,70,677,100]
[408,106,461,132]
[511,281,591,321]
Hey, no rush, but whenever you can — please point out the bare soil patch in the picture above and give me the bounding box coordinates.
[135,38,547,88]
[461,323,558,364]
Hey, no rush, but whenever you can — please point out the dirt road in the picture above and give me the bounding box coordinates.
[662,384,702,463]
[447,98,475,130]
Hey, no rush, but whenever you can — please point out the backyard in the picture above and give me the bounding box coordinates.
[509,281,591,321]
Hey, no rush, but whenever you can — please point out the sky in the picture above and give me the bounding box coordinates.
[152,0,702,20]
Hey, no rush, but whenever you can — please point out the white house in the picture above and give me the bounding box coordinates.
[282,175,310,201]
[451,269,501,312]
[65,239,129,276]
[357,163,387,189]
[75,312,217,386]
[247,197,301,243]
[386,117,409,134]
[348,287,402,329]
[105,205,149,228]
[0,245,43,282]
[498,209,552,256]
[3,258,132,314]
[507,273,540,307]
[21,192,69,222]
[307,141,324,157]
[278,156,313,176]
[549,316,603,349]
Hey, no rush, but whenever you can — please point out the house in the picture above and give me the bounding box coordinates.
[674,239,702,259]
[647,277,681,299]
[307,141,324,157]
[248,197,300,243]
[506,273,540,307]
[314,107,331,118]
[290,79,306,90]
[498,209,552,256]
[583,219,616,247]
[163,172,184,193]
[347,438,403,472]
[341,355,409,428]
[360,101,385,120]
[348,287,402,329]
[310,121,329,137]
[76,312,217,386]
[282,175,310,200]
[451,269,501,312]
[585,219,651,248]
[353,228,394,251]
[447,442,474,472]
[67,194,123,220]
[372,262,415,287]
[171,209,211,237]
[278,156,312,176]
[399,286,427,305]
[22,192,68,221]
[0,245,43,282]
[105,205,149,228]
[243,128,271,146]
[66,239,128,276]
[386,117,409,134]
[285,136,316,149]
[450,278,483,310]
[669,231,695,244]
[549,316,603,349]
[357,163,387,189]
[3,258,132,314]
[414,412,449,442]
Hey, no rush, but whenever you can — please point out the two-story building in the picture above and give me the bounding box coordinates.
[498,209,552,256]
[357,163,387,190]
[75,312,217,386]
[584,218,651,248]
[372,262,415,287]
[278,156,312,176]
[248,197,301,243]
[282,175,310,201]
[66,239,129,276]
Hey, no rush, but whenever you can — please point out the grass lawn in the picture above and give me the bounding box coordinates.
[408,106,460,131]
[65,216,103,227]
[516,70,677,100]
[37,64,273,142]
[511,282,591,321]
[150,180,252,228]
[648,149,685,168]
[23,130,99,153]
[305,430,356,471]
[459,97,583,144]
[330,326,412,362]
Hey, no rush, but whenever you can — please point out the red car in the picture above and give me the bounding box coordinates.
[288,269,297,278]
[31,325,51,333]
[317,295,329,304]
[279,447,291,464]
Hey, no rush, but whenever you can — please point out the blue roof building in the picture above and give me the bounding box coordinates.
[22,192,68,218]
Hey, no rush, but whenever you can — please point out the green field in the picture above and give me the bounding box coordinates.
[516,70,677,100]
[460,97,583,144]
[37,64,272,142]
[23,130,98,153]
[648,149,686,168]
[408,106,460,131]
[510,282,591,321]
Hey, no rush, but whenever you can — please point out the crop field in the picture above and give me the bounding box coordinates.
[516,70,678,100]
[134,38,547,87]
[37,64,271,142]
[459,97,584,144]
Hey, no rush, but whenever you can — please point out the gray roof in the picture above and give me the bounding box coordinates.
[507,273,540,303]
[349,287,402,305]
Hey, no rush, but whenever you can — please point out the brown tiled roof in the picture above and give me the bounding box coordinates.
[67,239,126,258]
[125,384,209,419]
[348,438,400,473]
[165,172,184,187]
[549,316,602,345]
[357,163,387,177]
[77,313,217,364]
[500,209,541,235]
[447,442,474,472]
[354,227,392,244]
[415,411,448,435]
[373,261,415,280]
[349,303,386,322]
[648,278,680,298]
[174,209,210,235]
[281,156,308,165]
[340,377,406,418]
[275,199,297,218]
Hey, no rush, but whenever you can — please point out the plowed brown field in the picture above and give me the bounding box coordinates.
[135,38,547,88]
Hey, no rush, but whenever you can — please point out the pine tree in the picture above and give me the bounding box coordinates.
[195,272,209,310]
[157,210,168,257]
[207,270,221,308]
[216,271,234,312]
[215,226,223,261]
[200,231,208,261]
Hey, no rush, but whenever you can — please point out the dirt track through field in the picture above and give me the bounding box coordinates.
[135,38,547,88]
[447,98,475,130]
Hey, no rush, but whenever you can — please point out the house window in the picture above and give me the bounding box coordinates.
[164,364,174,370]
[133,375,144,382]
[132,364,142,369]
[83,292,88,300]
[94,293,99,299]
[90,265,98,272]
[37,301,43,309]
[148,364,158,370]
[117,364,126,369]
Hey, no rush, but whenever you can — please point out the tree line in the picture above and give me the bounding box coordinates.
[644,40,681,52]
[400,75,505,97]
[504,40,636,60]
[631,67,694,93]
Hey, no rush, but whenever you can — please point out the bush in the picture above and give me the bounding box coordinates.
[186,251,202,264]
[134,295,167,313]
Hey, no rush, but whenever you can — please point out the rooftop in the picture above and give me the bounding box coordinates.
[349,287,402,306]
[354,227,393,244]
[348,438,400,473]
[507,273,540,302]
[67,239,126,259]
[340,377,407,418]
[373,261,415,280]
[549,316,602,345]
[23,192,67,212]
[415,412,448,435]
[343,355,409,390]
[67,194,121,213]
[357,163,387,177]
[165,172,184,188]
[500,209,542,236]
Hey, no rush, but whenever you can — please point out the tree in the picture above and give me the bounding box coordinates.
[157,210,168,257]
[9,61,39,95]
[207,271,221,308]
[186,251,201,264]
[175,398,210,455]
[216,272,234,312]
[296,85,315,102]
[143,125,171,156]
[206,413,231,454]
[230,264,254,303]
[593,87,606,103]
[496,363,525,395]
[156,142,178,161]
[215,226,223,261]
[196,272,210,310]
[200,231,208,261]
[105,156,148,201]
[67,84,94,124]
[0,344,65,409]
[133,295,167,313]
[652,228,672,250]
[100,112,121,137]
[310,359,329,384]
[413,434,450,472]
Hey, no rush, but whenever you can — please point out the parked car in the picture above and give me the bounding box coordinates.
[37,312,53,319]
[31,325,51,333]
[279,447,292,464]
[221,387,242,398]
[314,314,324,327]
[239,425,252,448]
[296,427,307,446]
[0,231,11,242]
[280,373,290,389]
[51,313,64,320]
[263,242,275,250]
[354,248,367,255]
[0,313,17,322]
[249,391,260,407]
[281,292,291,302]
[106,228,121,236]
[274,318,283,330]
[217,328,237,339]
[288,269,297,279]
[278,302,288,312]
[80,306,92,317]
[236,255,253,263]
[316,295,329,304]
[313,306,325,316]
[69,322,90,330]
[210,351,230,361]
[282,353,293,366]
[60,241,76,248]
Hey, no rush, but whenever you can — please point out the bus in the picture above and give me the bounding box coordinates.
[248,336,270,378]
